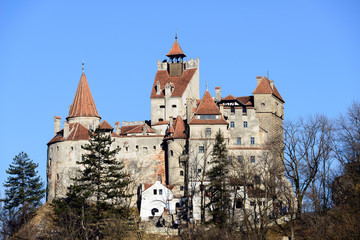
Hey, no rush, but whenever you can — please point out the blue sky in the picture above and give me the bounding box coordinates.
[0,1,359,199]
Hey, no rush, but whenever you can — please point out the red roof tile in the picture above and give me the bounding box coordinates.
[253,76,284,102]
[222,95,236,101]
[48,122,91,145]
[150,68,197,98]
[166,39,186,57]
[152,120,169,126]
[189,115,228,125]
[120,124,156,135]
[195,90,221,115]
[67,73,101,120]
[172,116,186,139]
[99,120,114,130]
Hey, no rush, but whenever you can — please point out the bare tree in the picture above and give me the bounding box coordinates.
[282,115,333,217]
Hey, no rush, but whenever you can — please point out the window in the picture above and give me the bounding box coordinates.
[160,105,165,108]
[231,106,235,113]
[159,189,163,195]
[242,107,247,114]
[153,189,157,195]
[172,105,177,108]
[48,158,52,167]
[205,128,211,136]
[158,118,163,122]
[237,137,241,145]
[143,147,147,151]
[153,146,156,150]
[250,201,255,206]
[198,168,202,173]
[236,200,243,209]
[251,137,255,145]
[254,175,261,184]
[57,146,59,151]
[71,147,74,151]
[237,156,243,163]
[230,121,235,128]
[228,156,233,163]
[136,145,139,151]
[200,115,216,119]
[126,147,129,152]
[170,150,174,156]
[89,124,93,131]
[199,146,204,153]
[180,170,184,176]
[180,186,184,191]
[251,156,255,163]
[243,121,248,128]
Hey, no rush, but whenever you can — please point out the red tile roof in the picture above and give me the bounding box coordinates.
[166,39,186,57]
[67,73,101,120]
[119,124,155,135]
[47,122,90,145]
[98,120,114,130]
[236,96,254,107]
[55,116,61,119]
[152,120,169,126]
[189,115,228,125]
[150,68,197,98]
[195,90,221,115]
[173,116,186,139]
[222,95,236,101]
[253,76,284,102]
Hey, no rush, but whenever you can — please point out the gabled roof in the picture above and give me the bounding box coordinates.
[119,124,156,135]
[150,68,197,98]
[67,73,101,120]
[222,95,237,101]
[253,76,284,102]
[48,122,90,145]
[166,39,186,58]
[194,90,221,115]
[98,120,114,130]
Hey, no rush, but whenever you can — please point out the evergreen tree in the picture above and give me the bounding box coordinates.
[206,129,230,227]
[1,152,45,236]
[53,127,132,239]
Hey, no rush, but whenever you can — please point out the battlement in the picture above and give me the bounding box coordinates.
[122,121,145,126]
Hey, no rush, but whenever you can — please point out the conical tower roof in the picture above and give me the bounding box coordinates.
[67,73,100,120]
[166,37,186,58]
[195,90,221,115]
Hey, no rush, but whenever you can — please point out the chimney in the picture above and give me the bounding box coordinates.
[215,87,221,101]
[115,122,121,135]
[270,80,274,90]
[186,97,196,121]
[156,81,161,95]
[169,116,174,126]
[54,116,61,136]
[142,124,147,135]
[64,121,69,138]
[256,76,262,85]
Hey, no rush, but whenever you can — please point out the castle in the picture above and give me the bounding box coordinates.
[47,37,285,221]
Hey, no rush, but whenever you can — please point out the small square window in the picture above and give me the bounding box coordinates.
[237,137,241,145]
[153,189,157,195]
[251,137,255,145]
[159,189,163,195]
[250,156,255,163]
[205,128,211,136]
[243,121,248,128]
[236,200,243,208]
[198,168,202,173]
[199,146,204,153]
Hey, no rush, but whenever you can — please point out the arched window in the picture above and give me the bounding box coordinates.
[180,170,184,176]
[230,121,235,128]
[243,121,248,128]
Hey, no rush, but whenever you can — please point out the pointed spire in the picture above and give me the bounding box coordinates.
[67,72,101,120]
[166,35,186,58]
[82,60,84,73]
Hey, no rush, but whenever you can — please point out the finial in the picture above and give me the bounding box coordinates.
[206,81,208,90]
[82,60,84,73]
[267,70,269,79]
[175,29,177,40]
